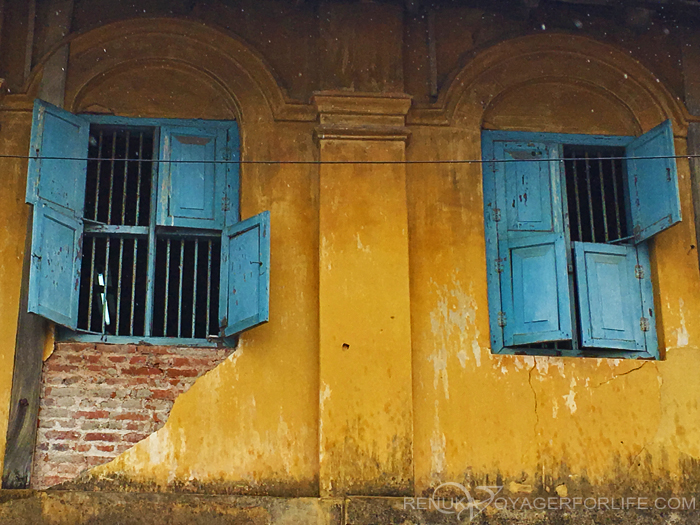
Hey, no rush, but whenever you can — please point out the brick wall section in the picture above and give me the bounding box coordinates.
[31,343,231,489]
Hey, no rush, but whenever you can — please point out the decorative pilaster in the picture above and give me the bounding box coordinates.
[315,92,414,497]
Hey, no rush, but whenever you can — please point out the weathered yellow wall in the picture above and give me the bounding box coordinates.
[407,37,700,496]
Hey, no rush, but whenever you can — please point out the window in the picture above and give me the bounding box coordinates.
[482,122,681,359]
[26,100,270,345]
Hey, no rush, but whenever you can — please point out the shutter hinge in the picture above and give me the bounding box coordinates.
[492,207,501,222]
[497,311,507,327]
[222,147,232,161]
[634,264,645,279]
[640,317,650,332]
[495,258,504,273]
[667,168,671,182]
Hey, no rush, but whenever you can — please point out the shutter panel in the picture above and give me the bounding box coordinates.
[498,142,555,233]
[626,120,681,243]
[574,242,651,353]
[25,100,89,329]
[157,125,229,230]
[26,100,89,212]
[491,140,571,348]
[500,234,572,346]
[28,204,83,329]
[219,211,270,337]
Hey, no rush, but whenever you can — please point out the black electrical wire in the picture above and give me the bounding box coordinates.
[0,153,696,164]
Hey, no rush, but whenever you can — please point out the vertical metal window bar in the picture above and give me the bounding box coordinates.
[584,152,596,243]
[570,154,584,242]
[206,240,212,336]
[610,158,623,240]
[597,153,609,242]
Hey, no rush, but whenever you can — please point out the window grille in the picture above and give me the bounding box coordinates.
[563,146,629,243]
[77,126,220,339]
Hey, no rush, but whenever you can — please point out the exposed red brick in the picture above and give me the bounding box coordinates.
[87,456,114,467]
[75,410,110,419]
[151,389,175,400]
[115,412,149,421]
[48,365,78,373]
[45,430,80,440]
[123,367,162,376]
[84,433,119,442]
[166,368,198,378]
[124,433,149,443]
[32,342,233,490]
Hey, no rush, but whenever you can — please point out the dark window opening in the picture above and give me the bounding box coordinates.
[563,146,629,243]
[152,236,221,339]
[84,126,154,226]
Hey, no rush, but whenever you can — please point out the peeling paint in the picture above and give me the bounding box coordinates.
[563,378,578,415]
[355,233,370,253]
[675,298,689,348]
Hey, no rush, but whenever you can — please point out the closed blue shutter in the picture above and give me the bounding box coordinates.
[626,120,681,243]
[219,211,270,337]
[492,141,572,348]
[157,125,231,230]
[501,234,572,345]
[574,242,656,356]
[26,100,89,329]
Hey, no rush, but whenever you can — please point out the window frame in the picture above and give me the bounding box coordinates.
[482,129,667,360]
[56,115,238,347]
[23,106,270,348]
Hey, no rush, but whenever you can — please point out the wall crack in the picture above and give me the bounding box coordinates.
[593,362,648,388]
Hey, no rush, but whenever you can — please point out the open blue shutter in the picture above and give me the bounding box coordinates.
[219,211,270,337]
[493,141,572,347]
[157,125,229,230]
[573,242,655,355]
[626,120,681,243]
[26,100,89,329]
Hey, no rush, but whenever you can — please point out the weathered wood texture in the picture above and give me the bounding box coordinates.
[2,211,47,489]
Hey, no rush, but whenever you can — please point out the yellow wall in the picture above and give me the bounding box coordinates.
[1,12,699,499]
[0,108,32,469]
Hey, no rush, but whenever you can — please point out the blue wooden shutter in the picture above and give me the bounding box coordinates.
[26,100,89,329]
[626,120,681,243]
[500,234,572,345]
[491,140,572,348]
[157,125,230,230]
[219,211,270,337]
[573,242,656,356]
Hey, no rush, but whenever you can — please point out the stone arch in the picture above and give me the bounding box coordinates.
[27,17,314,123]
[409,33,689,136]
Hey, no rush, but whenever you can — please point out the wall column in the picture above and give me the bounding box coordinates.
[315,92,413,497]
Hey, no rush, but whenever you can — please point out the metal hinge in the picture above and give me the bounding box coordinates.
[640,317,650,332]
[222,147,232,161]
[492,207,501,222]
[495,258,504,273]
[667,167,672,182]
[634,264,645,279]
[497,311,507,327]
